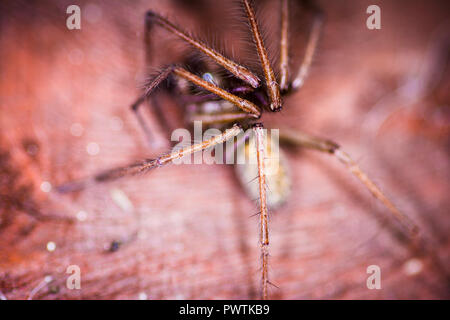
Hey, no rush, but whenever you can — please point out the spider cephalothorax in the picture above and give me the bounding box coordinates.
[58,0,419,299]
[172,66,293,209]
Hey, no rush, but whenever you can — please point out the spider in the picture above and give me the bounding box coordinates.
[58,0,420,299]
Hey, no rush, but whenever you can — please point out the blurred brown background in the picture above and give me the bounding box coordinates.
[0,0,449,299]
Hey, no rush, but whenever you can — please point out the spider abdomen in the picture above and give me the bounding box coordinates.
[234,132,292,209]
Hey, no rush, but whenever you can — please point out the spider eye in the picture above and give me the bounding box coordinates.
[202,72,216,85]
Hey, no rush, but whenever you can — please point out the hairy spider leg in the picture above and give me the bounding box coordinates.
[144,65,261,117]
[145,10,261,88]
[279,0,290,92]
[279,128,420,237]
[253,124,270,300]
[290,0,324,91]
[242,0,282,111]
[57,124,242,192]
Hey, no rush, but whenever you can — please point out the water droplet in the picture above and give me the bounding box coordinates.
[110,188,134,212]
[403,258,423,276]
[86,142,100,156]
[76,210,88,221]
[110,116,123,131]
[138,292,148,300]
[46,241,56,252]
[68,49,84,65]
[85,3,103,24]
[40,181,52,193]
[70,123,84,137]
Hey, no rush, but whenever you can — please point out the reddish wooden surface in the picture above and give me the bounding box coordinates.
[0,0,449,299]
